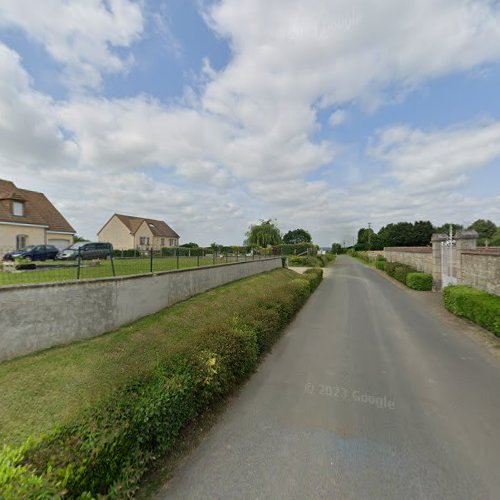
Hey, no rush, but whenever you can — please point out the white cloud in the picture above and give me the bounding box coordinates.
[1,1,500,244]
[329,110,347,127]
[0,44,77,168]
[370,120,500,189]
[0,0,143,89]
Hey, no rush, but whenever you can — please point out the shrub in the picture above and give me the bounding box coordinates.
[375,260,385,270]
[393,264,416,284]
[303,268,323,291]
[443,286,500,336]
[288,256,320,267]
[406,273,433,291]
[4,270,321,497]
[383,262,398,277]
[376,255,386,262]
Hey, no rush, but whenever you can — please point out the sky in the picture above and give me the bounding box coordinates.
[0,0,499,246]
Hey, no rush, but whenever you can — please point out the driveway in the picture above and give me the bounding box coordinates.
[157,255,500,499]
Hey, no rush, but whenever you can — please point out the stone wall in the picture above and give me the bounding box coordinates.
[0,258,283,362]
[383,247,433,274]
[460,249,500,296]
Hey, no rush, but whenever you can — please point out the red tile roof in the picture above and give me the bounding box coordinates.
[113,213,179,238]
[0,179,76,233]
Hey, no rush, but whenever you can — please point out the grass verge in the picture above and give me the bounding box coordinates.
[0,268,322,498]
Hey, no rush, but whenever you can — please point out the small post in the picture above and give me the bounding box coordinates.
[150,247,153,273]
[213,250,216,265]
[197,253,200,267]
[225,251,228,263]
[176,247,180,269]
[77,247,81,280]
[236,249,239,262]
[110,252,116,277]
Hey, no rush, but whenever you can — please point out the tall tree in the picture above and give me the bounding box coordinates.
[434,223,463,235]
[468,219,497,239]
[283,228,312,244]
[245,219,282,247]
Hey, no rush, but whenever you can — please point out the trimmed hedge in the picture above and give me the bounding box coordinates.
[375,260,385,270]
[1,271,322,498]
[393,264,416,284]
[443,286,500,336]
[383,261,399,277]
[406,272,433,291]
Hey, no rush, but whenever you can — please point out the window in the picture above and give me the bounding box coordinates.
[16,234,28,249]
[169,238,177,247]
[161,238,165,246]
[140,237,150,246]
[12,201,24,216]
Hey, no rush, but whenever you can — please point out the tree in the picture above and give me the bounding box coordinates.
[331,243,343,254]
[411,221,434,246]
[73,235,89,243]
[245,219,282,247]
[180,242,199,248]
[283,228,312,244]
[468,219,497,239]
[434,223,463,235]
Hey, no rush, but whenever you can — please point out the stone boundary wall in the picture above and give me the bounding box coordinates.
[460,250,500,296]
[0,258,283,362]
[384,247,433,274]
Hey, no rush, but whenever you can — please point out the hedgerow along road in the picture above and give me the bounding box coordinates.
[157,255,500,499]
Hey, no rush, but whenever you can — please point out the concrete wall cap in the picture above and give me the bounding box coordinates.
[455,230,479,240]
[431,233,448,242]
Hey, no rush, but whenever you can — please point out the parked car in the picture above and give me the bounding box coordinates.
[3,245,59,262]
[56,242,113,260]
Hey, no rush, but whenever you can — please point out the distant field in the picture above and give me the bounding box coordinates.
[0,255,263,286]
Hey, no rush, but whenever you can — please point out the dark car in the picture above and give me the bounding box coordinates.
[3,245,59,262]
[56,242,113,260]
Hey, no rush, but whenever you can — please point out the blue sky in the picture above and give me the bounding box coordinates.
[0,0,499,245]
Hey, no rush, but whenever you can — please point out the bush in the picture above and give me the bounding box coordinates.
[383,262,399,277]
[406,273,433,291]
[288,256,320,267]
[3,270,322,498]
[375,260,385,270]
[393,264,416,284]
[376,255,386,262]
[443,286,500,336]
[303,268,323,291]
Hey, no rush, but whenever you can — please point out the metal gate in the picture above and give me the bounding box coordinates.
[441,231,457,287]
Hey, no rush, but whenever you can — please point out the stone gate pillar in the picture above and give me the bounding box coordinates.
[431,233,447,290]
[455,230,478,283]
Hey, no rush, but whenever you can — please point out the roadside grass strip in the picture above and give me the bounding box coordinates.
[0,268,322,498]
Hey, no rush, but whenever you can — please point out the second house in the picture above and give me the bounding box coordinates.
[98,213,179,251]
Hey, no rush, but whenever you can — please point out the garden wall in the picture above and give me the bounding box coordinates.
[384,247,433,274]
[0,258,282,362]
[459,249,500,296]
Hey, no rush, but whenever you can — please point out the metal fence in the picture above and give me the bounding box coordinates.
[0,248,281,287]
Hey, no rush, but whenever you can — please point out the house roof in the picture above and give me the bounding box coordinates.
[0,179,76,233]
[113,213,180,238]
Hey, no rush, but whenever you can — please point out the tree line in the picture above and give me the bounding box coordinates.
[332,219,500,252]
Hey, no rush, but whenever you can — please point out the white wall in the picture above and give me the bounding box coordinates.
[0,258,283,362]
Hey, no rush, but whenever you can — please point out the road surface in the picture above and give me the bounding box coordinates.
[158,256,500,500]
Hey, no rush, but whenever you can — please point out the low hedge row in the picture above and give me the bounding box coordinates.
[406,272,433,291]
[1,272,321,498]
[381,261,432,290]
[443,286,500,336]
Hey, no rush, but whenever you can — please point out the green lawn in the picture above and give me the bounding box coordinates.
[0,255,261,287]
[0,268,297,446]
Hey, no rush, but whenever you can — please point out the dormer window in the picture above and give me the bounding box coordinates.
[12,201,24,216]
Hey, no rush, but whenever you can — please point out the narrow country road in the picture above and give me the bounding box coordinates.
[158,256,500,500]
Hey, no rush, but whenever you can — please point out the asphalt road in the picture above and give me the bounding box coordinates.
[158,256,500,500]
